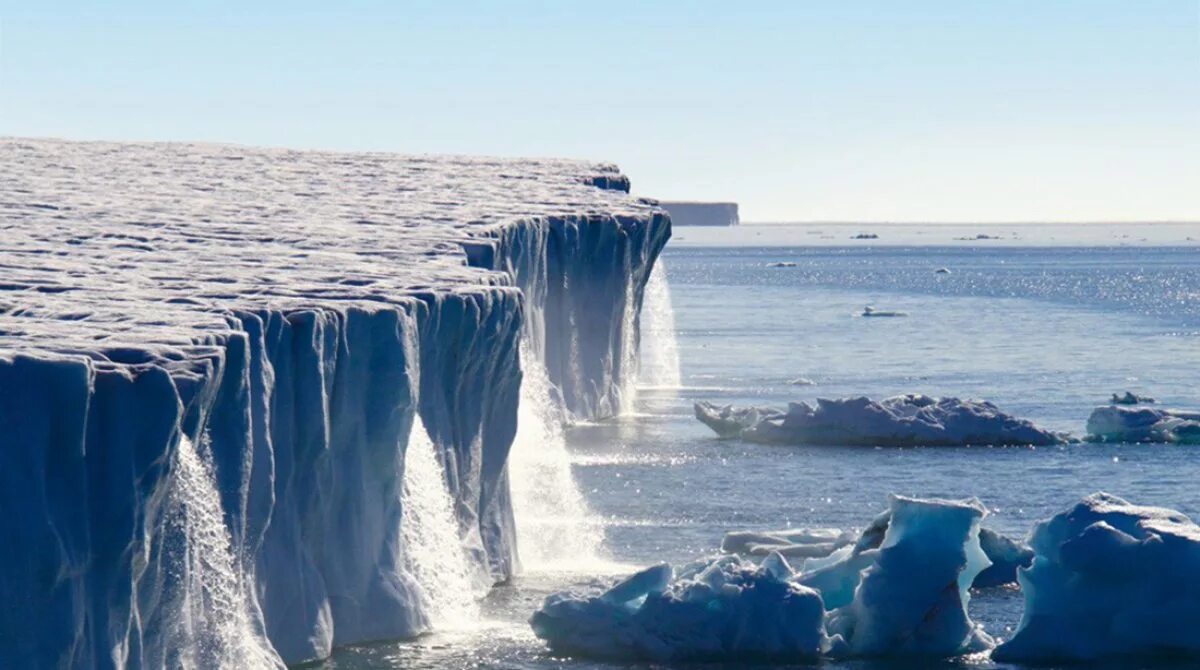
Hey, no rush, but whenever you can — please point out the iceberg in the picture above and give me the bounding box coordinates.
[994,493,1200,662]
[696,394,1070,446]
[1086,405,1200,444]
[530,555,828,662]
[825,496,994,658]
[534,496,997,662]
[0,138,669,667]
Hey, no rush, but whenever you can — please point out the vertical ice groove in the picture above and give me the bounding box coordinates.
[160,434,283,670]
[638,261,682,389]
[401,416,482,628]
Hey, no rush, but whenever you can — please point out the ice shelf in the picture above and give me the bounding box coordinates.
[0,138,669,667]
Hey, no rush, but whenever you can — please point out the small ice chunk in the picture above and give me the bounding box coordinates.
[993,493,1200,662]
[789,376,817,386]
[861,305,907,317]
[768,261,797,268]
[1110,391,1156,405]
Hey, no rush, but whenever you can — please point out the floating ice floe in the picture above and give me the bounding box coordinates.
[1086,405,1200,444]
[768,261,797,268]
[695,395,1071,446]
[788,376,817,386]
[720,527,857,559]
[994,493,1200,662]
[532,495,996,662]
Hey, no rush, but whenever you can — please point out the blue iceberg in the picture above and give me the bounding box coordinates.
[994,493,1200,662]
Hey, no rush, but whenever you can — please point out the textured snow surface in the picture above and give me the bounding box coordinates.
[0,138,669,667]
[695,394,1069,446]
[994,493,1200,662]
[532,496,997,663]
[1086,405,1200,444]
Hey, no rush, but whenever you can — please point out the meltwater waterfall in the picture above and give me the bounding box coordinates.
[638,262,682,389]
[401,417,482,628]
[157,436,282,670]
[509,346,606,571]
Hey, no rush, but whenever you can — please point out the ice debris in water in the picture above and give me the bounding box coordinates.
[531,495,997,662]
[1086,405,1200,444]
[861,305,907,317]
[994,493,1200,662]
[720,527,858,559]
[695,394,1070,446]
[530,555,828,662]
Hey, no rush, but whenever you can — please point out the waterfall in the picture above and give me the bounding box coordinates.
[400,416,481,629]
[158,435,282,670]
[638,261,682,389]
[618,275,640,415]
[508,344,605,571]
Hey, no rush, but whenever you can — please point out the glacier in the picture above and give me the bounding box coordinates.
[531,496,995,663]
[0,138,669,667]
[1086,405,1200,444]
[994,493,1200,662]
[695,394,1070,446]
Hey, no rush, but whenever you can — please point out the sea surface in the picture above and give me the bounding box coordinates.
[325,236,1200,670]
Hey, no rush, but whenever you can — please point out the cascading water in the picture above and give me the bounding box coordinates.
[508,344,606,571]
[157,435,282,670]
[638,261,682,389]
[400,416,481,629]
[618,275,641,415]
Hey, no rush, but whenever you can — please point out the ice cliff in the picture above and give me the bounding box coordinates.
[0,138,669,667]
[695,394,1070,446]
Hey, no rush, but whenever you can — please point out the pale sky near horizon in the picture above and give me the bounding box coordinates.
[2,1,1198,222]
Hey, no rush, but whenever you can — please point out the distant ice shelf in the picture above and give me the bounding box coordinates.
[0,138,669,667]
[695,394,1070,446]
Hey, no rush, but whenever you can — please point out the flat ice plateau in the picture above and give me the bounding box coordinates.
[695,394,1069,446]
[0,138,669,667]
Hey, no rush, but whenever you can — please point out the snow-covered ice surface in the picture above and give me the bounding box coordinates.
[994,493,1200,663]
[695,395,1070,446]
[1086,405,1200,444]
[0,138,668,667]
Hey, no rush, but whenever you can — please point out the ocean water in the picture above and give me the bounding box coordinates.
[324,240,1200,670]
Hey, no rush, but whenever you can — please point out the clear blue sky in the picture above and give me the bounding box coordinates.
[2,1,1197,221]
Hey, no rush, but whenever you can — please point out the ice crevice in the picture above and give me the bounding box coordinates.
[0,138,670,667]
